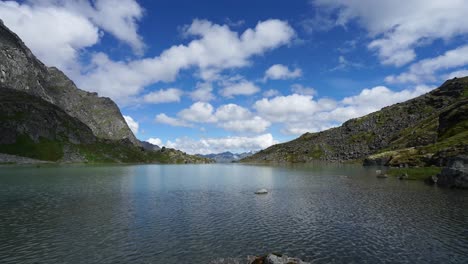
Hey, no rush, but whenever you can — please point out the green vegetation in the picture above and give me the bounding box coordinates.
[348,131,375,143]
[387,167,442,181]
[0,134,63,161]
[307,145,324,159]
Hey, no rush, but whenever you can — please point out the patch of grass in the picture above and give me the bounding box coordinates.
[463,85,468,97]
[307,145,325,159]
[423,130,468,153]
[348,131,375,143]
[387,167,442,181]
[0,134,63,161]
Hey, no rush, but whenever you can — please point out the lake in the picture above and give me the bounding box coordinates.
[0,163,467,263]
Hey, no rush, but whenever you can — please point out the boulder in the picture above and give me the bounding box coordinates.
[436,155,468,188]
[250,254,310,264]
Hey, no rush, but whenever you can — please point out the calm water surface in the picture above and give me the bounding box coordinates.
[0,163,467,263]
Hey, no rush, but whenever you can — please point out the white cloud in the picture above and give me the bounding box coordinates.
[29,0,145,54]
[155,113,191,127]
[143,88,183,104]
[264,64,302,81]
[214,104,251,121]
[313,0,468,66]
[178,102,217,123]
[146,137,162,146]
[329,55,363,71]
[219,116,271,133]
[291,84,317,96]
[157,102,271,133]
[445,69,468,80]
[165,133,278,155]
[0,1,99,70]
[220,80,260,97]
[77,19,294,102]
[263,89,281,97]
[190,82,215,101]
[123,115,139,134]
[385,45,468,83]
[255,85,432,135]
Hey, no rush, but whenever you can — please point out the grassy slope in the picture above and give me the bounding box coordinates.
[0,88,211,164]
[242,77,468,170]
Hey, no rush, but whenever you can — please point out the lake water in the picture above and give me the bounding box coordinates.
[0,164,467,263]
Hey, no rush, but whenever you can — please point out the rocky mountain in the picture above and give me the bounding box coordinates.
[139,140,161,151]
[242,77,468,167]
[0,21,211,164]
[198,151,255,163]
[0,20,138,145]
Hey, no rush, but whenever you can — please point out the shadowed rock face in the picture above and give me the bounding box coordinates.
[243,77,468,166]
[436,155,468,189]
[0,20,139,146]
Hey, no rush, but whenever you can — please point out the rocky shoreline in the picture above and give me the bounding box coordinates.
[0,153,51,164]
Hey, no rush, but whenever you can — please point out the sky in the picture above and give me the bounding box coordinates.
[1,0,468,154]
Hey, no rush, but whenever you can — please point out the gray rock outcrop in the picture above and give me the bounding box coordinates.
[436,155,468,188]
[0,20,139,145]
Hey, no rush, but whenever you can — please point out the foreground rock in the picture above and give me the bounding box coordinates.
[435,155,468,188]
[211,254,310,264]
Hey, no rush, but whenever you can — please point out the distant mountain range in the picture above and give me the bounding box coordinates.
[242,77,467,168]
[198,151,256,163]
[0,20,211,164]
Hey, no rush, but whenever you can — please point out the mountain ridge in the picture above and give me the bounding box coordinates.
[0,19,138,145]
[242,77,468,167]
[0,20,211,164]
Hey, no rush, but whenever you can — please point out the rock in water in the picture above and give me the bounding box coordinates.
[252,254,310,264]
[436,155,468,188]
[255,188,268,194]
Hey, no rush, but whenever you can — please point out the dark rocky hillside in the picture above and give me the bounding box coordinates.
[0,20,138,145]
[0,21,211,164]
[242,77,468,167]
[0,86,211,164]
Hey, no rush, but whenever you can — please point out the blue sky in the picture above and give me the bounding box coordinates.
[1,0,468,154]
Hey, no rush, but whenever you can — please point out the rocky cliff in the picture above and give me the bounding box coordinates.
[242,77,468,167]
[0,21,211,164]
[0,20,138,145]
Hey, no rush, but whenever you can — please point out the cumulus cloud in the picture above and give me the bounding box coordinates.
[30,0,145,54]
[444,69,468,80]
[264,64,302,81]
[190,82,215,101]
[165,133,278,155]
[0,1,99,70]
[312,0,468,66]
[77,19,294,102]
[219,116,271,134]
[146,137,162,146]
[385,45,468,83]
[178,102,217,123]
[263,89,281,97]
[143,88,183,104]
[291,84,317,96]
[255,85,433,135]
[0,4,294,103]
[155,113,191,127]
[157,102,271,133]
[220,80,260,97]
[123,115,139,134]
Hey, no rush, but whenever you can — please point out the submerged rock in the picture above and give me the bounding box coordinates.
[211,254,309,264]
[436,155,468,188]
